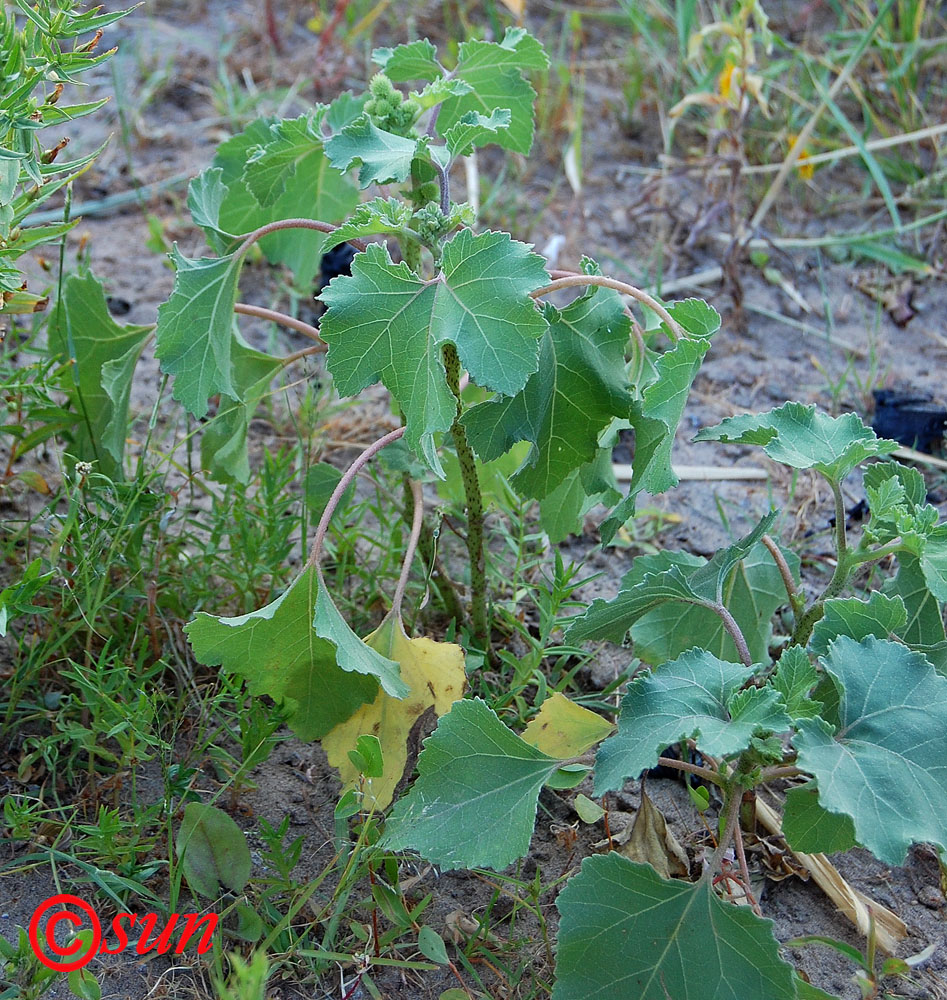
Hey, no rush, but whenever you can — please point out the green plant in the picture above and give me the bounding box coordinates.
[135,25,947,999]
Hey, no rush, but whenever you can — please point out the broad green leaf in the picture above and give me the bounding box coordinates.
[627,540,798,665]
[372,40,441,81]
[782,783,857,854]
[325,117,422,187]
[771,646,823,720]
[809,593,907,658]
[154,247,241,417]
[436,28,550,155]
[383,698,563,870]
[594,649,790,794]
[600,327,714,544]
[538,447,621,543]
[176,803,251,899]
[321,196,413,251]
[186,565,389,740]
[883,552,946,646]
[444,108,511,158]
[243,111,327,206]
[199,339,282,484]
[320,232,548,474]
[553,854,796,1000]
[192,117,358,283]
[522,692,614,757]
[323,615,466,811]
[48,270,151,477]
[794,635,947,865]
[694,402,898,483]
[462,284,632,500]
[566,511,777,644]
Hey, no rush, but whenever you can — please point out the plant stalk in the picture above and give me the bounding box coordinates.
[443,342,488,652]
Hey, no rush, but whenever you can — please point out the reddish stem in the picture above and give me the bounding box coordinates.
[235,302,325,346]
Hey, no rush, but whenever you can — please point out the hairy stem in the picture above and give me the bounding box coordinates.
[235,303,325,346]
[443,342,488,651]
[280,345,323,367]
[402,472,466,625]
[762,533,802,619]
[655,756,725,788]
[711,602,753,668]
[530,275,686,341]
[704,787,743,881]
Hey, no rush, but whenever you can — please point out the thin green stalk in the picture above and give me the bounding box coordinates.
[443,342,488,652]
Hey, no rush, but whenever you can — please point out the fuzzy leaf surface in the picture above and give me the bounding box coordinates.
[883,553,946,646]
[372,39,441,81]
[462,284,632,500]
[435,28,549,154]
[771,646,823,721]
[809,593,908,658]
[694,402,897,483]
[594,649,790,794]
[444,108,512,157]
[323,616,465,811]
[325,118,422,187]
[383,698,562,870]
[566,511,777,644]
[185,566,405,740]
[321,197,413,251]
[320,233,548,473]
[794,635,947,865]
[553,854,796,1000]
[243,112,327,206]
[48,270,151,477]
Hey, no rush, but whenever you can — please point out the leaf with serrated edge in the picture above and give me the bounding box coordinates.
[794,635,947,865]
[522,692,614,758]
[243,112,326,206]
[325,118,422,187]
[695,401,897,483]
[382,698,563,870]
[321,197,413,252]
[320,233,548,474]
[185,565,404,740]
[594,648,790,795]
[538,447,620,543]
[444,108,512,158]
[436,28,549,154]
[323,615,465,811]
[567,512,777,644]
[48,270,151,477]
[155,247,244,416]
[552,854,796,1000]
[771,646,823,720]
[809,593,907,658]
[372,39,441,81]
[883,552,946,646]
[462,285,632,500]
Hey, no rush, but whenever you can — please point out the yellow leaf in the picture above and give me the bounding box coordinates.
[521,691,613,758]
[788,133,815,180]
[323,615,466,810]
[718,61,736,102]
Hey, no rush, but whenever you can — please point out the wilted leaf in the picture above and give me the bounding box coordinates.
[619,784,688,880]
[323,615,465,810]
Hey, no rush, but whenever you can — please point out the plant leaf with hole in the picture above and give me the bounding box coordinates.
[432,29,549,155]
[553,854,796,1000]
[793,635,947,865]
[522,692,614,757]
[383,698,563,870]
[48,269,151,478]
[323,615,466,811]
[185,565,407,740]
[320,232,548,474]
[694,402,898,483]
[566,511,777,644]
[176,803,251,899]
[462,276,632,500]
[594,648,790,795]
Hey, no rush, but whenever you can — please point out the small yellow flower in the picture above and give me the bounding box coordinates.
[718,61,736,102]
[788,133,815,179]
